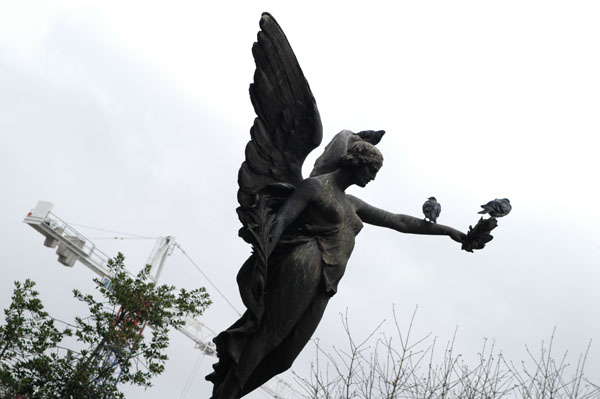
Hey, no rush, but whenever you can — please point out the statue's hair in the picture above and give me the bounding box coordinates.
[338,140,383,169]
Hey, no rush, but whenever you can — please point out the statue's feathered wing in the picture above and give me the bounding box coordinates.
[234,13,322,319]
[237,12,322,241]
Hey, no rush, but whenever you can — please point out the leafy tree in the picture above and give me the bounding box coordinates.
[0,279,66,397]
[0,253,211,398]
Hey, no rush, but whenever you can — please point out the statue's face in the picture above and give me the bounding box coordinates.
[353,163,380,187]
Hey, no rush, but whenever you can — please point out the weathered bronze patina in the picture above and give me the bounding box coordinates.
[206,13,497,398]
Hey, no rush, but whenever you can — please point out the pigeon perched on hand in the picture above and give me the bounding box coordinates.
[422,197,441,223]
[478,198,511,218]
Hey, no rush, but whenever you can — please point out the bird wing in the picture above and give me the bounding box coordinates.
[500,200,512,215]
[237,12,323,240]
[478,202,493,214]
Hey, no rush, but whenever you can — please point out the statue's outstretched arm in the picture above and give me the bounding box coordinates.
[348,195,466,244]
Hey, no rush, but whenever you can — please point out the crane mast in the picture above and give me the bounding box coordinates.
[23,201,300,399]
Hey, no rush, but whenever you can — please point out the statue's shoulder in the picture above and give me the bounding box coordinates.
[296,176,328,200]
[303,175,328,189]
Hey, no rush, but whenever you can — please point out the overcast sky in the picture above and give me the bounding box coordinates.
[1,1,599,398]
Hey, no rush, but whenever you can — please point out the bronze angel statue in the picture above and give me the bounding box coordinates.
[206,12,496,399]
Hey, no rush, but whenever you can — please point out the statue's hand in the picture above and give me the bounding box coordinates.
[449,230,467,244]
[461,217,498,252]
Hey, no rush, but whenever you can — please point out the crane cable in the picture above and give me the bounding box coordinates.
[44,221,299,398]
[67,222,158,239]
[178,351,205,399]
[87,236,156,240]
[68,222,242,316]
[175,243,242,317]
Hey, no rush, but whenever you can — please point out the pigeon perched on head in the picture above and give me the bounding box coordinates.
[356,130,385,145]
[478,198,511,218]
[422,197,441,223]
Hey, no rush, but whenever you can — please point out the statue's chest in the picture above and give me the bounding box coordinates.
[308,193,362,233]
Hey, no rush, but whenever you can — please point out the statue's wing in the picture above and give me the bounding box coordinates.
[237,12,322,235]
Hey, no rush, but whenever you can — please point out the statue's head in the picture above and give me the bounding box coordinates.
[338,140,384,169]
[338,140,383,187]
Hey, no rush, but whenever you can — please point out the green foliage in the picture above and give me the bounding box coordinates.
[0,279,68,397]
[0,253,211,398]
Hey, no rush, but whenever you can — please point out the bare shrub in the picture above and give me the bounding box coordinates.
[295,308,600,399]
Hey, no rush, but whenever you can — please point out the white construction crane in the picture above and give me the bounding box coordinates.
[23,201,301,399]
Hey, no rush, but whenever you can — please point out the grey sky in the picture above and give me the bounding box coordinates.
[1,1,599,398]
